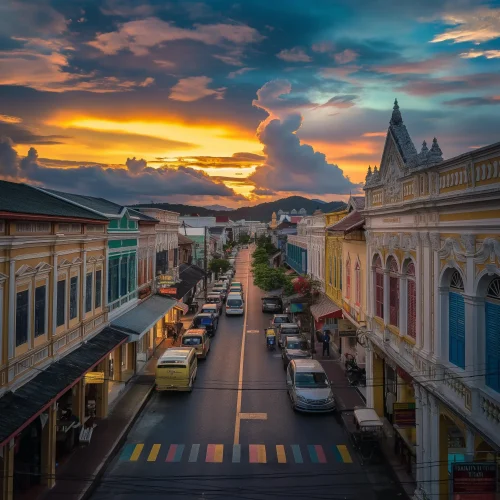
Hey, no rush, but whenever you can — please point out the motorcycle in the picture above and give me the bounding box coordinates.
[265,328,276,350]
[347,367,366,387]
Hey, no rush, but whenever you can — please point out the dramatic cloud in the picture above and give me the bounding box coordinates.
[0,140,236,203]
[87,17,264,57]
[373,54,456,74]
[333,49,358,64]
[432,7,500,44]
[460,49,500,59]
[252,187,276,196]
[249,80,359,195]
[276,48,312,62]
[317,95,358,109]
[444,96,500,106]
[169,76,226,102]
[0,115,22,124]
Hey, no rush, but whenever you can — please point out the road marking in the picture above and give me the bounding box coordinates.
[147,444,161,462]
[206,444,224,463]
[188,444,200,462]
[130,444,144,461]
[291,445,303,463]
[308,445,327,463]
[119,443,136,461]
[246,330,259,333]
[166,444,185,463]
[249,444,266,463]
[239,412,267,420]
[276,445,287,463]
[232,444,241,463]
[336,444,353,463]
[234,252,250,445]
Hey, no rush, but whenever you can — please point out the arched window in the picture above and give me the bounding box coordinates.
[388,257,399,327]
[346,255,351,299]
[407,262,416,339]
[449,270,465,369]
[374,255,384,319]
[355,260,361,306]
[485,277,500,392]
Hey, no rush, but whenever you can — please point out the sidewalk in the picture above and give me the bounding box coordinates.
[40,339,174,500]
[314,341,416,499]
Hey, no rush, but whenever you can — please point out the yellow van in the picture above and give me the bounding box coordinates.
[155,347,198,392]
[181,329,211,359]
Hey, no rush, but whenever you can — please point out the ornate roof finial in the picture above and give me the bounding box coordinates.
[373,165,378,175]
[420,140,428,154]
[429,137,443,162]
[390,98,402,125]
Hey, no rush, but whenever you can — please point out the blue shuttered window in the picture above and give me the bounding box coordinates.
[449,292,465,368]
[485,301,500,392]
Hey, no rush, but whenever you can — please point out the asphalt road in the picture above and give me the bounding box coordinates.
[90,247,407,500]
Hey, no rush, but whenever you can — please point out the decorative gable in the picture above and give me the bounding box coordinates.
[58,258,71,269]
[35,262,52,274]
[16,264,37,277]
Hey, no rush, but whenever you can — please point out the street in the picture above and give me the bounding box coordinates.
[90,248,407,500]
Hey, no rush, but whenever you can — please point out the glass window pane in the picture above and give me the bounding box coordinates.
[35,285,46,337]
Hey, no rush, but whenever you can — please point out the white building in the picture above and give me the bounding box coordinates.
[363,99,500,499]
[303,212,326,290]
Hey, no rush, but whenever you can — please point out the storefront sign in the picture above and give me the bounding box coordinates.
[452,462,497,499]
[84,371,105,384]
[393,402,416,427]
[339,330,357,338]
[159,287,177,296]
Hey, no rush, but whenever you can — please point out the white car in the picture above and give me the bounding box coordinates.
[226,293,244,316]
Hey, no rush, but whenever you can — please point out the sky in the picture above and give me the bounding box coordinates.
[0,0,499,207]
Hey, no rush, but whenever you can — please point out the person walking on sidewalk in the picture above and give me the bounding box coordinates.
[175,320,183,344]
[322,330,331,358]
[386,391,396,424]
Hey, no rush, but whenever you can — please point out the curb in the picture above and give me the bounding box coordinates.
[78,383,155,500]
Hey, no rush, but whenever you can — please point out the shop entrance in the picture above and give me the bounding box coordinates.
[383,361,397,422]
[13,418,42,495]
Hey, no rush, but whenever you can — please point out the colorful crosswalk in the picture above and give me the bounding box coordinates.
[119,443,353,464]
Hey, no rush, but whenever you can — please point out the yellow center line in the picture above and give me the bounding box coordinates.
[130,444,144,461]
[147,444,161,462]
[234,246,251,445]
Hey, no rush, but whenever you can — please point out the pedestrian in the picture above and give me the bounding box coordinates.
[322,330,331,357]
[386,391,396,424]
[176,320,183,341]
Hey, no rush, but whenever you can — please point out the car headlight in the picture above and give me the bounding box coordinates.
[296,395,309,403]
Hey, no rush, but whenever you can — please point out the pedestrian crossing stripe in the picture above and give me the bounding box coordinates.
[119,443,353,464]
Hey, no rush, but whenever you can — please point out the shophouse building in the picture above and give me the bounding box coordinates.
[286,219,308,275]
[363,100,500,499]
[303,211,326,291]
[0,182,128,500]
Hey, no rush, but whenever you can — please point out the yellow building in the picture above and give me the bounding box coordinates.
[327,196,367,370]
[0,182,128,500]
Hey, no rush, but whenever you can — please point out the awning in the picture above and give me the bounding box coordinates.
[310,294,343,321]
[175,302,189,314]
[0,327,127,446]
[176,263,206,300]
[111,295,178,342]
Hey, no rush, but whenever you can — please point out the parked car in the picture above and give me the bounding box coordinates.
[277,323,301,347]
[191,312,218,337]
[286,359,336,413]
[226,293,244,316]
[206,293,223,309]
[270,314,292,328]
[261,295,283,313]
[212,284,227,300]
[200,302,221,318]
[181,329,211,359]
[282,336,312,369]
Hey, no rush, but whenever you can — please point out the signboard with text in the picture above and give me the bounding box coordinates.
[339,330,357,338]
[452,462,497,500]
[159,287,177,296]
[393,402,416,427]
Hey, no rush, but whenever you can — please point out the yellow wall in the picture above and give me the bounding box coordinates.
[0,219,107,391]
[342,235,367,325]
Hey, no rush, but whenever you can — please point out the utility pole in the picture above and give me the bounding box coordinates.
[204,225,208,301]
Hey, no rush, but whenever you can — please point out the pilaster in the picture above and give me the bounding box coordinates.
[82,250,87,318]
[96,358,109,418]
[41,403,57,489]
[383,270,390,323]
[51,252,57,336]
[365,343,374,408]
[430,395,442,500]
[104,246,109,308]
[7,259,15,359]
[464,295,483,379]
[72,379,85,424]
[0,440,14,500]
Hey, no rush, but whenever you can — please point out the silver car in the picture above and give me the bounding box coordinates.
[286,359,336,413]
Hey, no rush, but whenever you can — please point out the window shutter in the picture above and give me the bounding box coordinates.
[407,279,416,338]
[449,292,465,368]
[485,302,500,392]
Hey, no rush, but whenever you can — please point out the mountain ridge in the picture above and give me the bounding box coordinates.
[131,196,346,222]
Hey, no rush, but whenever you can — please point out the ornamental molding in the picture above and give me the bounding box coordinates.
[15,262,52,277]
[419,232,430,247]
[0,272,7,283]
[35,262,52,274]
[472,238,500,264]
[430,232,441,251]
[16,264,36,277]
[388,234,400,252]
[58,258,71,269]
[437,238,467,263]
[460,234,476,255]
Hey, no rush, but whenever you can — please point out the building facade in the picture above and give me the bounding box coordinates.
[303,212,326,290]
[363,100,500,499]
[286,221,308,275]
[0,182,128,500]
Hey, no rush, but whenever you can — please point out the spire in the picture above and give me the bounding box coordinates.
[390,98,402,125]
[365,165,372,183]
[420,140,428,154]
[429,137,443,162]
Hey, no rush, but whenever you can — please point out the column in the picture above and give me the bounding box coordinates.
[51,252,57,336]
[465,427,475,462]
[433,256,442,360]
[421,392,431,494]
[383,270,390,325]
[399,275,408,336]
[72,379,85,425]
[82,250,87,320]
[414,386,424,492]
[104,246,109,308]
[464,295,483,379]
[0,440,14,500]
[365,343,374,408]
[96,359,109,418]
[430,395,443,499]
[372,351,384,416]
[7,259,15,360]
[41,403,57,489]
[422,240,432,353]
